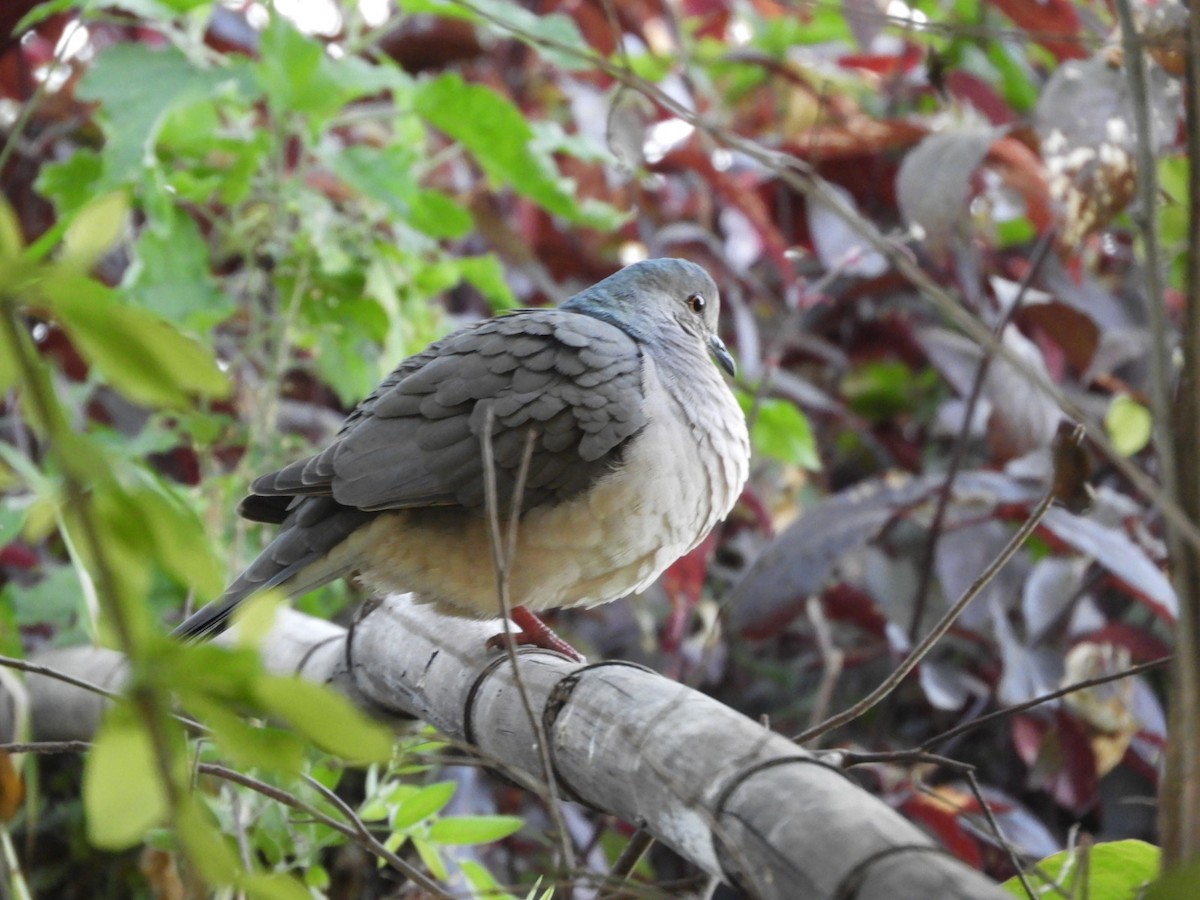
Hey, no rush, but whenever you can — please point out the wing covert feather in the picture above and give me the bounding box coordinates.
[246,311,647,516]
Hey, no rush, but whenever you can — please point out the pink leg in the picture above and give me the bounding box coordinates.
[486,606,585,662]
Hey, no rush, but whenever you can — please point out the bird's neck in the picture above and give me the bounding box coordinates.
[561,297,654,344]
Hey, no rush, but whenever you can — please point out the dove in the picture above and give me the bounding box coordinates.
[174,258,750,658]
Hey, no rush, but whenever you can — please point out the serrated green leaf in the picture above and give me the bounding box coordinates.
[414,73,625,228]
[1006,839,1160,899]
[78,44,232,187]
[35,150,105,218]
[254,675,393,763]
[83,702,170,849]
[255,17,407,130]
[124,201,233,329]
[61,191,128,269]
[390,781,456,831]
[427,815,523,845]
[328,146,471,238]
[40,273,229,408]
[1105,395,1152,457]
[8,562,83,630]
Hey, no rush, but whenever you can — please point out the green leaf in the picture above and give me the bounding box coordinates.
[0,313,18,393]
[175,796,240,883]
[1148,856,1200,899]
[8,562,84,630]
[189,695,307,773]
[456,255,517,310]
[843,361,925,420]
[255,16,408,130]
[399,0,591,69]
[0,503,25,547]
[1105,395,1152,457]
[427,815,523,846]
[124,203,232,328]
[414,73,625,228]
[16,0,77,32]
[35,150,105,218]
[328,146,471,238]
[161,642,264,700]
[84,701,171,849]
[738,394,820,470]
[78,44,232,187]
[459,860,519,900]
[126,467,224,596]
[242,872,312,900]
[1006,839,1160,899]
[254,675,394,763]
[390,781,456,831]
[40,273,230,408]
[412,836,449,880]
[0,196,22,260]
[61,191,129,269]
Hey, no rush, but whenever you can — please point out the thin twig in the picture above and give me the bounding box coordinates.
[598,827,657,900]
[0,654,121,701]
[804,596,844,739]
[479,410,576,877]
[920,655,1171,752]
[961,769,1038,900]
[793,490,1055,744]
[198,763,452,898]
[0,308,188,831]
[906,231,1055,642]
[0,740,92,754]
[839,749,1036,898]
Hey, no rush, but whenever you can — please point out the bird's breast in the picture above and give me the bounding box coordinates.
[346,353,749,618]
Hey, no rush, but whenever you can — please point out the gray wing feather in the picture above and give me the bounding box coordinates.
[250,310,648,514]
[174,497,374,638]
[175,310,648,641]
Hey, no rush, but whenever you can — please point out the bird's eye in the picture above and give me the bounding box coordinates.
[688,293,706,314]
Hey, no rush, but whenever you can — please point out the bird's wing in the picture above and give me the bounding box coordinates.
[244,311,649,515]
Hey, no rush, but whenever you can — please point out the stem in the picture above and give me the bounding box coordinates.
[0,306,187,849]
[1149,0,1200,862]
[794,491,1055,744]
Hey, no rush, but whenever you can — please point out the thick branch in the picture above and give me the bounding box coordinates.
[9,596,1008,899]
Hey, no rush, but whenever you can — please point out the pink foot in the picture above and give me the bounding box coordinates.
[486,606,585,662]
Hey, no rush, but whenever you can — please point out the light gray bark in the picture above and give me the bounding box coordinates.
[8,594,1008,899]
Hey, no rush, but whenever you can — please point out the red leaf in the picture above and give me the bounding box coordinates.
[987,0,1088,61]
[899,792,985,867]
[1012,711,1099,813]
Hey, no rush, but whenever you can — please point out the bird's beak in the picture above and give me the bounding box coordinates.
[709,334,736,377]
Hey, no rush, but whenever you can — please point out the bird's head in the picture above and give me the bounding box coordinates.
[562,258,736,376]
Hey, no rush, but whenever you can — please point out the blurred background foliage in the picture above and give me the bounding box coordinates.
[0,0,1190,895]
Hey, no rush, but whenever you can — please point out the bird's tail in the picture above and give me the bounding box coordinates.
[173,497,375,640]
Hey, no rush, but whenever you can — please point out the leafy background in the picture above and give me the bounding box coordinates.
[0,0,1189,896]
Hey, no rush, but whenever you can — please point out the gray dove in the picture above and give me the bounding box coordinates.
[174,258,750,657]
